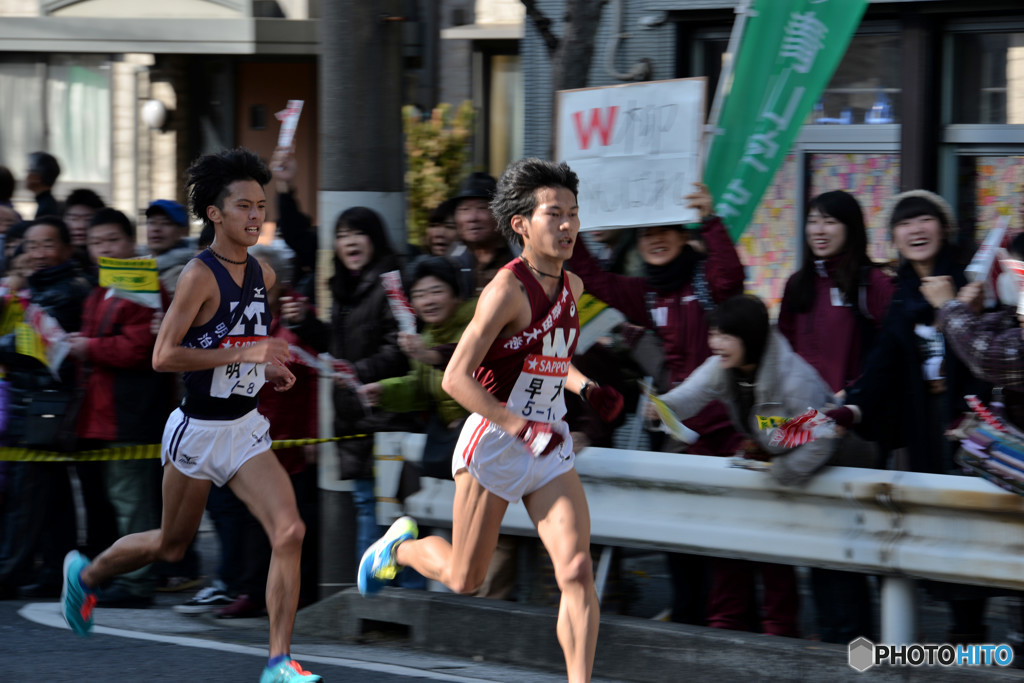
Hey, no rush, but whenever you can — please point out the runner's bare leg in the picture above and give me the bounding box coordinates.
[229,450,305,659]
[81,464,210,587]
[395,470,508,593]
[524,470,598,683]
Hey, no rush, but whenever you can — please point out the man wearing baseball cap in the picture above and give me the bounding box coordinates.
[145,199,193,295]
[450,171,517,296]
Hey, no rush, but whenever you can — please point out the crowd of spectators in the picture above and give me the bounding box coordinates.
[0,146,1020,649]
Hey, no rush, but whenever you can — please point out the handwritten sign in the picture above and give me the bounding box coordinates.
[555,78,707,231]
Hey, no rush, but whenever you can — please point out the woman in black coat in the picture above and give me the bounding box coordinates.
[282,207,412,559]
[838,190,991,643]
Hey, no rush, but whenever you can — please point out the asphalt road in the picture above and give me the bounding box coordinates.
[3,596,600,682]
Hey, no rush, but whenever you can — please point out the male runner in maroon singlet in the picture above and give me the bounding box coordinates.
[358,158,624,683]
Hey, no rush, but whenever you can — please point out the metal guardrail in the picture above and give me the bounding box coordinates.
[373,432,1024,643]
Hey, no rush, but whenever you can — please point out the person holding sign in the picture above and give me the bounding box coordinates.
[358,158,623,683]
[61,149,322,683]
[65,208,174,607]
[566,182,743,627]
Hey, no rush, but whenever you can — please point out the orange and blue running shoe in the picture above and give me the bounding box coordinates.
[61,550,96,637]
[357,515,418,597]
[259,659,322,682]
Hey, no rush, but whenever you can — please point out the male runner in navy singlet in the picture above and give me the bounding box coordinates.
[358,158,624,683]
[61,148,321,683]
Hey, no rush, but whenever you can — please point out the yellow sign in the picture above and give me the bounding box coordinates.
[99,257,159,292]
[576,292,608,327]
[0,296,25,336]
[14,321,47,366]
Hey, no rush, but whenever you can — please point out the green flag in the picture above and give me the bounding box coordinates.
[704,0,868,240]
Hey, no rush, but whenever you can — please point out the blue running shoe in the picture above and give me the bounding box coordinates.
[357,516,418,597]
[61,550,96,637]
[259,659,322,682]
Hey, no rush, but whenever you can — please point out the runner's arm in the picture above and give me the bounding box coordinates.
[152,260,289,372]
[441,270,529,436]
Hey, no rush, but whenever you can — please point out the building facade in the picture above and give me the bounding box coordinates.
[508,0,1024,305]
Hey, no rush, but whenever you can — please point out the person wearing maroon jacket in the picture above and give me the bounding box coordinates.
[66,208,175,606]
[566,183,744,627]
[566,184,744,457]
[779,190,894,395]
[777,190,894,644]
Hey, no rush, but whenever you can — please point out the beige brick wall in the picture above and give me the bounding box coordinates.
[0,0,38,17]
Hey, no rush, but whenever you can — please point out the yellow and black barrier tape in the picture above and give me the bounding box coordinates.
[0,434,370,463]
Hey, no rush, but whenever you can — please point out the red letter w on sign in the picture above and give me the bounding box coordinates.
[572,107,618,150]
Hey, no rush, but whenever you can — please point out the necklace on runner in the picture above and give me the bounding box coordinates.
[521,256,561,279]
[207,247,247,265]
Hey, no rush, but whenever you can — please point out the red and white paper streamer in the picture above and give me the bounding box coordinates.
[767,407,836,449]
[380,270,417,335]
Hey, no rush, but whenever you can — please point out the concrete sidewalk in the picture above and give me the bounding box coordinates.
[294,587,1023,682]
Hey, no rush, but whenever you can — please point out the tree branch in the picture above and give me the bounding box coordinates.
[521,0,559,55]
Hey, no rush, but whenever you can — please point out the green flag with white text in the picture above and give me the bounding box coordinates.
[704,0,868,240]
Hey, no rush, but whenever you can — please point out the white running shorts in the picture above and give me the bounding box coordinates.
[161,407,272,487]
[452,413,574,503]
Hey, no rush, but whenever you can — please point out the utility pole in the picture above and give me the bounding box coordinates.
[320,0,406,248]
[317,0,406,593]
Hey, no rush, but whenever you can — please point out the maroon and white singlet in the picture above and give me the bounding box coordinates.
[452,258,580,502]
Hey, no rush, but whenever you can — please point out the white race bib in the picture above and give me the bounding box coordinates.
[210,336,268,398]
[505,354,570,423]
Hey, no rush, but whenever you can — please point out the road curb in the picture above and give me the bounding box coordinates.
[294,588,1018,681]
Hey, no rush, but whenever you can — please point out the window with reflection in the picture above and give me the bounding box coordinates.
[952,32,1024,124]
[810,33,901,125]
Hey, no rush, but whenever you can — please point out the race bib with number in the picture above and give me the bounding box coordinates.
[210,335,267,398]
[505,354,570,423]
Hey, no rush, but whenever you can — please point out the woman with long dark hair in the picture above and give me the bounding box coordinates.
[282,206,413,565]
[778,190,895,644]
[779,190,894,393]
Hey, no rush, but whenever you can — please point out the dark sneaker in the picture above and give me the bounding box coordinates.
[357,516,418,597]
[259,659,322,682]
[61,551,96,637]
[173,584,235,614]
[216,594,266,619]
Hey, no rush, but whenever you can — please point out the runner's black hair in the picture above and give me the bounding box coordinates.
[185,148,271,234]
[491,158,579,245]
